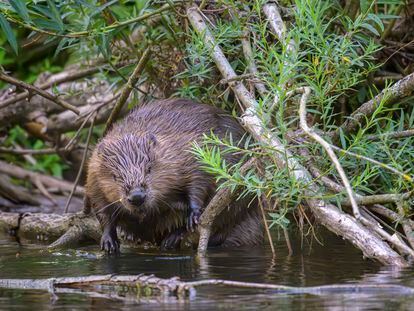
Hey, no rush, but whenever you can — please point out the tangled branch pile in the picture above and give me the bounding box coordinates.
[0,0,414,266]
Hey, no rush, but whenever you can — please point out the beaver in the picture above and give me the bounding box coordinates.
[85,99,263,253]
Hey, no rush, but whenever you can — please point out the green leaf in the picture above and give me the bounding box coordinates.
[367,13,384,32]
[0,13,18,55]
[361,22,380,36]
[46,0,63,31]
[9,0,31,23]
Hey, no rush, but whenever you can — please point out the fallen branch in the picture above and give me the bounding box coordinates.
[0,160,84,196]
[366,129,414,141]
[0,212,97,241]
[197,158,257,256]
[0,174,40,206]
[1,274,413,299]
[0,64,104,109]
[341,192,413,206]
[333,72,414,141]
[187,5,408,266]
[0,71,80,114]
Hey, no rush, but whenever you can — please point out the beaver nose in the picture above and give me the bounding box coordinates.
[127,189,146,206]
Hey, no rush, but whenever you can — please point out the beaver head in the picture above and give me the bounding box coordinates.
[96,133,160,214]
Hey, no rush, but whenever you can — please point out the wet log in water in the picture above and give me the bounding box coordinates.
[0,211,99,243]
[0,274,413,302]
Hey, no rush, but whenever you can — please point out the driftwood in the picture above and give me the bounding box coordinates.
[0,211,99,242]
[0,160,84,196]
[0,274,413,301]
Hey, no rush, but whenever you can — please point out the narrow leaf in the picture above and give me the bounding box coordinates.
[0,13,18,55]
[9,0,31,23]
[46,0,63,31]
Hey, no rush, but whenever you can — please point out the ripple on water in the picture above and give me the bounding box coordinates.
[0,230,414,310]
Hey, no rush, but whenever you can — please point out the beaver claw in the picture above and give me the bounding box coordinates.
[161,229,185,250]
[100,232,120,254]
[187,209,201,232]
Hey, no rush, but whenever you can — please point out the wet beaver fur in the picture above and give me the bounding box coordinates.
[85,99,263,253]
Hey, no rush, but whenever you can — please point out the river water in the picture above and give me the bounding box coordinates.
[0,230,413,310]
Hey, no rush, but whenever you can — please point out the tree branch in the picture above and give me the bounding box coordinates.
[0,160,84,196]
[187,5,407,266]
[333,72,414,141]
[104,47,150,134]
[0,71,80,114]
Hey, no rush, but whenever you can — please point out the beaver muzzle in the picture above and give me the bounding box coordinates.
[127,188,146,207]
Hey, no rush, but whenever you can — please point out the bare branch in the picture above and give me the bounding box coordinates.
[104,47,151,134]
[1,273,413,298]
[0,160,84,196]
[64,115,96,213]
[366,129,414,141]
[0,147,63,155]
[333,72,414,141]
[0,71,80,114]
[0,65,104,109]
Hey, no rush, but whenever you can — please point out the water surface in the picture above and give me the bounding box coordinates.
[1,230,413,310]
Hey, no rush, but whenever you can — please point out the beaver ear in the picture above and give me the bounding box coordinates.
[96,141,107,155]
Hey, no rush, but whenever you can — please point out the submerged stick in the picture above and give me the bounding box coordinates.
[0,274,413,298]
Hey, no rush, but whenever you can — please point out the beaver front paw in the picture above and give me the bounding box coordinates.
[100,231,120,254]
[161,229,185,250]
[187,209,201,232]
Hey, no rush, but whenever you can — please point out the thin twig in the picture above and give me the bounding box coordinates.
[283,227,293,256]
[333,72,414,141]
[0,65,103,109]
[0,71,80,114]
[299,87,361,219]
[0,147,63,155]
[64,114,96,213]
[64,112,95,151]
[104,47,150,134]
[259,198,276,257]
[329,144,413,182]
[2,3,176,39]
[366,129,414,141]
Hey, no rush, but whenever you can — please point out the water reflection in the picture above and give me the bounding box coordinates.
[0,229,414,310]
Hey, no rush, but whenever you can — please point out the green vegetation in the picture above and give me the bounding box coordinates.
[0,0,412,238]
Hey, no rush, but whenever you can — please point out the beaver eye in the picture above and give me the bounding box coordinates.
[147,166,152,174]
[112,174,118,181]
